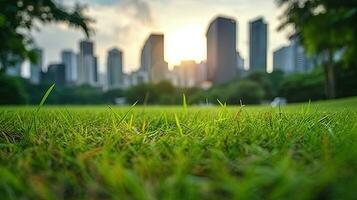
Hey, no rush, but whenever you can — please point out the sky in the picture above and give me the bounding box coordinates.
[29,0,291,75]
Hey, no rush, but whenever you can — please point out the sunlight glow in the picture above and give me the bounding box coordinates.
[165,25,206,68]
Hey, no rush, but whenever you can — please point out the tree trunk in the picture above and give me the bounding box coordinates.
[324,50,336,99]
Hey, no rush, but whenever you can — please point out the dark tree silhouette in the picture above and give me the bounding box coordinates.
[277,0,357,99]
[0,0,93,72]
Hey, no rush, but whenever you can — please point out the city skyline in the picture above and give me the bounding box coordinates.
[24,0,289,76]
[23,26,315,91]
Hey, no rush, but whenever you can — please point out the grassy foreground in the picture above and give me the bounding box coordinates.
[1,97,357,199]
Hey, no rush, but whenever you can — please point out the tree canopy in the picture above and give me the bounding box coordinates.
[0,0,93,72]
[277,0,357,98]
[277,0,357,60]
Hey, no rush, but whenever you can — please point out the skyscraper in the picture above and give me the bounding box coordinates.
[80,40,94,56]
[173,60,199,88]
[290,35,313,72]
[30,48,43,84]
[249,17,268,72]
[107,48,123,89]
[77,40,97,86]
[273,35,313,74]
[94,56,98,82]
[236,51,245,71]
[140,34,168,83]
[206,16,237,85]
[61,50,77,84]
[273,45,294,73]
[44,63,66,85]
[196,61,208,85]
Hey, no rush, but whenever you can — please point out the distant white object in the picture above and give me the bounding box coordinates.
[114,97,127,105]
[271,97,287,107]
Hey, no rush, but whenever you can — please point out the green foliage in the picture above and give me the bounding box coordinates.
[335,64,357,98]
[201,73,274,105]
[268,70,285,90]
[246,72,275,99]
[0,98,357,199]
[103,88,126,104]
[126,83,157,104]
[24,83,105,105]
[0,0,93,71]
[228,80,265,104]
[126,81,183,105]
[53,85,105,104]
[277,0,357,58]
[278,70,325,102]
[277,0,357,98]
[0,74,28,104]
[0,68,355,105]
[207,80,265,105]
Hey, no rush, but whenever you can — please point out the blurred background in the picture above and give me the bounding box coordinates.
[0,0,356,105]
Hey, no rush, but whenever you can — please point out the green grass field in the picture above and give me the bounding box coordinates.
[1,97,357,199]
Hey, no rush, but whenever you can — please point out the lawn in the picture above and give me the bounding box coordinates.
[1,97,357,199]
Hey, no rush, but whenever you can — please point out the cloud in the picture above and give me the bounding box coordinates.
[119,0,153,26]
[83,0,156,71]
[72,0,154,25]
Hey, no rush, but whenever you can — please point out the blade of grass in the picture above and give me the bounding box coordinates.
[37,84,55,112]
[26,84,55,143]
[217,99,226,107]
[108,101,138,125]
[174,114,183,136]
[182,94,187,109]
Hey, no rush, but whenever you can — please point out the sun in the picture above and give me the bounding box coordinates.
[165,24,206,68]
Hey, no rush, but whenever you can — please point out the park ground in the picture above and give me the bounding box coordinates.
[1,97,357,199]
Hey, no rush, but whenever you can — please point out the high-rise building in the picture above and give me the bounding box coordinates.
[206,16,238,85]
[273,35,313,73]
[80,40,94,56]
[196,61,208,85]
[77,40,97,86]
[98,72,107,90]
[30,48,43,84]
[249,17,268,72]
[172,60,199,88]
[107,48,123,89]
[94,56,98,82]
[130,71,149,86]
[140,34,168,83]
[61,50,77,84]
[43,63,66,85]
[236,52,245,71]
[290,35,313,72]
[273,46,294,73]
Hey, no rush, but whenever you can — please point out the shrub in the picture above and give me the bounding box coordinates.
[0,74,28,105]
[278,70,325,102]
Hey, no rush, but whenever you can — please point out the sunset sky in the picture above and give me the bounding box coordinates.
[31,0,291,74]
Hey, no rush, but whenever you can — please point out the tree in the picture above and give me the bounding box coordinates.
[226,80,265,104]
[246,72,275,100]
[278,70,325,102]
[0,0,93,72]
[276,0,357,99]
[0,74,28,104]
[104,88,126,104]
[126,83,157,105]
